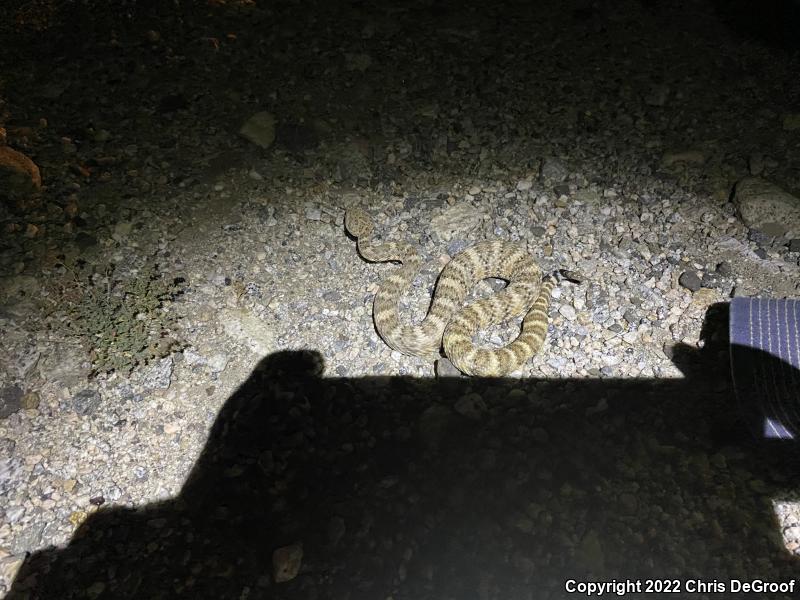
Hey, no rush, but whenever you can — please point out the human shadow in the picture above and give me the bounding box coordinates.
[8,306,800,600]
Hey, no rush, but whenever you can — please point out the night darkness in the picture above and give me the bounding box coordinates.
[1,1,800,599]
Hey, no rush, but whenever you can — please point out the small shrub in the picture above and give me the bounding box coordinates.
[56,262,187,376]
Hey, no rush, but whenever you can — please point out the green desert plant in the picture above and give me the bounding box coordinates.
[57,262,186,376]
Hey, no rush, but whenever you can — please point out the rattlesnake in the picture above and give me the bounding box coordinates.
[345,208,577,376]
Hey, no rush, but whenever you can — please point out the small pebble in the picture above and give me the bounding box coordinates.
[273,542,303,583]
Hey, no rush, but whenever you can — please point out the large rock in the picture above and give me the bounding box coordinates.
[732,177,800,238]
[238,111,276,149]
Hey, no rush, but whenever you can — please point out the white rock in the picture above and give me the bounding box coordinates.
[516,179,533,191]
[559,304,577,320]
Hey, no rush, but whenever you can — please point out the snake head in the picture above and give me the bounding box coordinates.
[555,269,583,284]
[344,208,374,239]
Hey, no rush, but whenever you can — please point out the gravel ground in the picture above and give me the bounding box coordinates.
[1,0,800,597]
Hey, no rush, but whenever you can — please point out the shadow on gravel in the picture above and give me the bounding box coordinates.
[8,305,800,600]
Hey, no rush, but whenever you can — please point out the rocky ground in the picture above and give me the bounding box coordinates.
[1,0,800,598]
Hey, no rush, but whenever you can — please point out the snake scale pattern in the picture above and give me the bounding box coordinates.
[345,208,565,377]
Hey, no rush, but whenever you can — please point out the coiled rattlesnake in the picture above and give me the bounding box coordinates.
[345,208,577,376]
